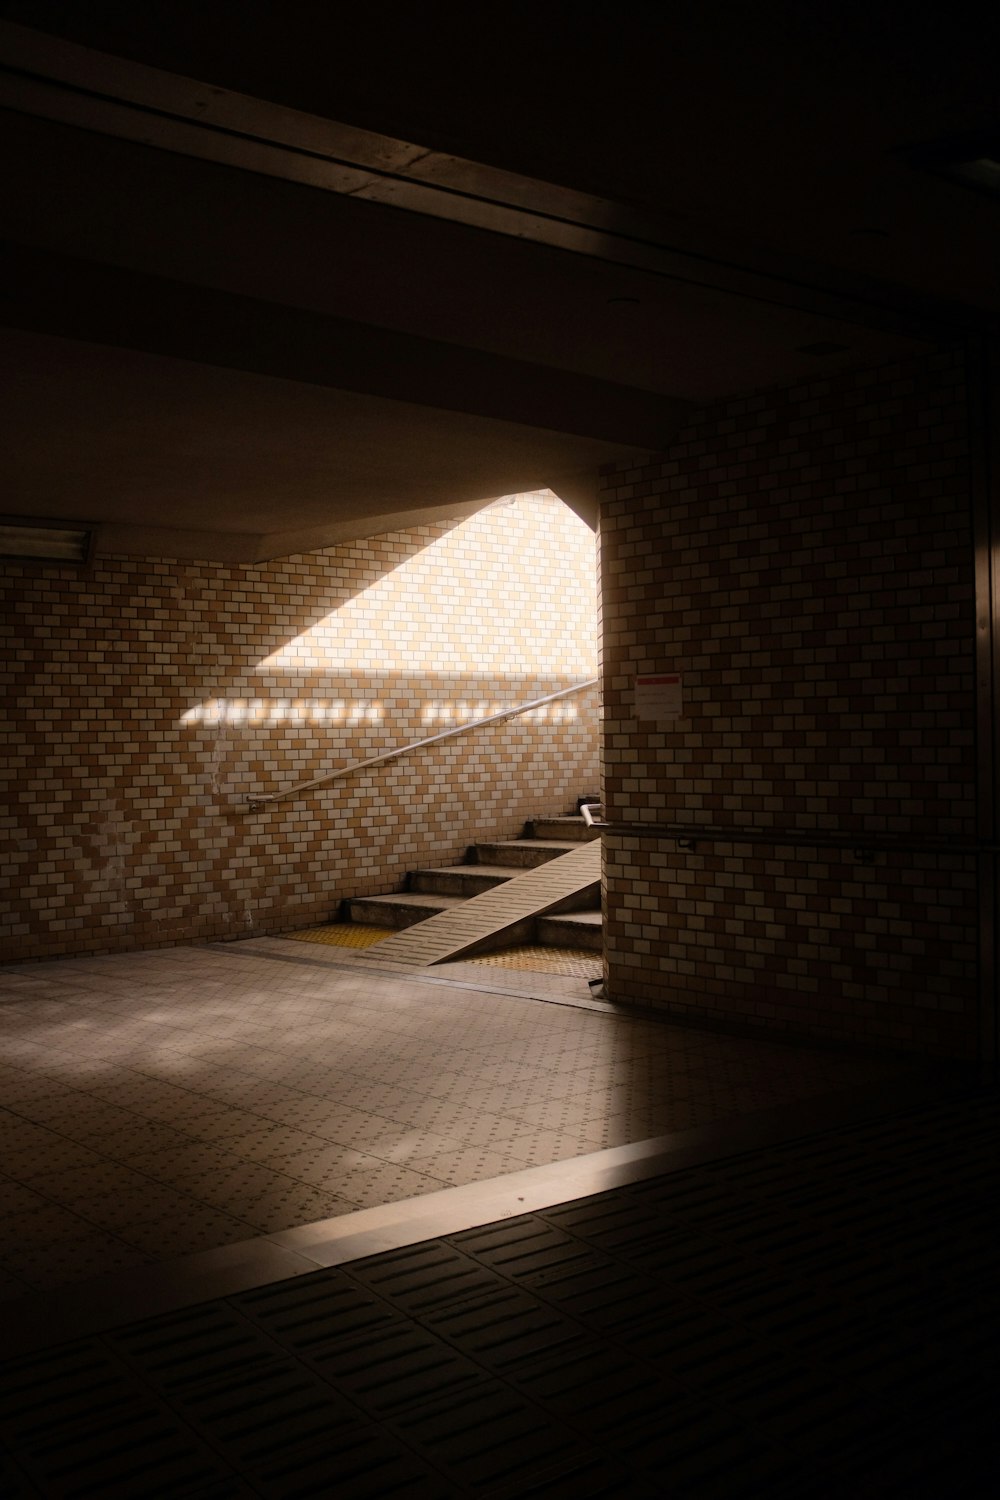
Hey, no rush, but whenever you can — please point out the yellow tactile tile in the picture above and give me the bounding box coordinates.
[285,924,394,948]
[465,945,602,977]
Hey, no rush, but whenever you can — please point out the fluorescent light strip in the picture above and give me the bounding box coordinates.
[0,521,92,561]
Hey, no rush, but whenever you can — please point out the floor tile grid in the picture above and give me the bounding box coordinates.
[2,1094,994,1499]
[1,996,893,1092]
[0,944,912,1296]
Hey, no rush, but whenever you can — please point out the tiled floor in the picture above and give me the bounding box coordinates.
[1,940,916,1300]
[2,1092,996,1497]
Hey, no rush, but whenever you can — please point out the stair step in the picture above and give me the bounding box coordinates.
[410,864,522,896]
[546,880,601,914]
[526,816,600,842]
[473,839,580,869]
[337,799,601,946]
[364,842,601,968]
[535,908,604,951]
[347,892,468,930]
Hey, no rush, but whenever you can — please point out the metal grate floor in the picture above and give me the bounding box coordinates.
[2,1091,996,1497]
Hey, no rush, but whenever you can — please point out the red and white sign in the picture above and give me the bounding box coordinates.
[634,673,683,722]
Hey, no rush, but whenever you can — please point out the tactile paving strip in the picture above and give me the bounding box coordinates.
[463,945,602,976]
[284,923,394,948]
[1,1092,996,1496]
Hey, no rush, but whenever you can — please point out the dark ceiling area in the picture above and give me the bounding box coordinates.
[1,0,997,559]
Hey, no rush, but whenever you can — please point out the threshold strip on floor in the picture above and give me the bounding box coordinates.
[209,937,618,1015]
[0,1075,971,1360]
[280,926,602,978]
[2,1092,994,1497]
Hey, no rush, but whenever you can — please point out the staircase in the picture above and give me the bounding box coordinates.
[345,798,602,951]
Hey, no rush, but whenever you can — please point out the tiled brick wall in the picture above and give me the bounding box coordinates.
[1,491,598,961]
[599,349,980,1057]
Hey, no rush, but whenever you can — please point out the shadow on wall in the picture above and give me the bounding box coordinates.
[1,492,600,960]
[169,513,468,651]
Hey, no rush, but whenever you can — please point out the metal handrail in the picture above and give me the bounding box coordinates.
[586,817,1000,857]
[245,678,599,811]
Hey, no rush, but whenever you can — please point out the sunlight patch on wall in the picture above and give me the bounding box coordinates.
[253,492,598,677]
[181,699,384,727]
[181,697,580,729]
[174,492,597,732]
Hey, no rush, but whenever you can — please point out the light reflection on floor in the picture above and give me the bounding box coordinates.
[0,942,908,1300]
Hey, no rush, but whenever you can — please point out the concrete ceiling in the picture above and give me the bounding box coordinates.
[0,1,996,560]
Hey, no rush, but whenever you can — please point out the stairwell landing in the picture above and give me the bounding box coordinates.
[288,799,604,968]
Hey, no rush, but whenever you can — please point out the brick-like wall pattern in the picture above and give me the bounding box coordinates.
[599,349,979,1057]
[1,492,598,961]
